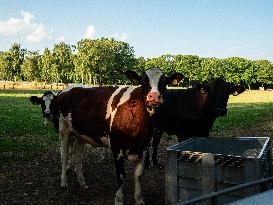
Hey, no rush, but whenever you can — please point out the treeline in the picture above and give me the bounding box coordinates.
[0,38,273,89]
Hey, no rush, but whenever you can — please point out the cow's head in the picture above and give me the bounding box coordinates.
[30,91,58,121]
[125,68,183,114]
[202,78,245,117]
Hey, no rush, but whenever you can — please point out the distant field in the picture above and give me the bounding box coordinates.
[0,89,273,164]
[211,90,273,137]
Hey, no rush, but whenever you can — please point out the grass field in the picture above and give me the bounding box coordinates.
[0,89,273,165]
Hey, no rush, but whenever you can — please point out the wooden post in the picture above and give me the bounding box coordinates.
[201,153,215,205]
[244,159,259,196]
[3,84,5,90]
[165,150,178,205]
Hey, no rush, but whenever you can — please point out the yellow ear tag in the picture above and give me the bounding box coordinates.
[133,79,139,85]
[233,91,238,96]
[172,79,178,85]
[200,88,206,94]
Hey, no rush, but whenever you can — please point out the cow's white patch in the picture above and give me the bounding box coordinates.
[42,94,54,112]
[146,68,163,93]
[115,185,124,205]
[105,87,125,119]
[117,149,124,160]
[106,86,139,131]
[134,154,144,204]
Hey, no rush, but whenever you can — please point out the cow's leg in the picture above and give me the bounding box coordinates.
[113,150,126,205]
[43,117,48,125]
[151,130,163,168]
[102,147,109,161]
[134,154,145,205]
[60,134,70,187]
[66,144,74,171]
[59,114,71,188]
[144,145,151,169]
[73,138,87,189]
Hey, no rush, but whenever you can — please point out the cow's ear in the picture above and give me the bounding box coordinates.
[29,96,42,105]
[231,85,245,96]
[196,84,209,94]
[125,70,141,85]
[165,73,184,86]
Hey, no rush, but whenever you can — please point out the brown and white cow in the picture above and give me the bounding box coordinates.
[57,68,183,205]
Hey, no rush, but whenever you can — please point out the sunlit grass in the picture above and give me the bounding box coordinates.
[211,90,273,137]
[0,89,59,164]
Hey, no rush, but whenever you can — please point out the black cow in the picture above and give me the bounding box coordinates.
[145,78,245,168]
[29,91,59,131]
[57,68,183,204]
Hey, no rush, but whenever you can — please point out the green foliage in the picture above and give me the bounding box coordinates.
[75,38,135,85]
[0,41,273,88]
[21,51,41,82]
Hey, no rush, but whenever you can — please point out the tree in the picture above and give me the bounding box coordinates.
[40,48,57,83]
[241,60,258,90]
[21,51,41,82]
[174,55,201,87]
[3,43,26,81]
[75,38,135,85]
[256,60,273,87]
[146,54,175,75]
[198,58,225,82]
[52,42,75,84]
[221,57,249,84]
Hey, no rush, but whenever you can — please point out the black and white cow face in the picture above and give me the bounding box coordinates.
[125,68,183,114]
[30,91,57,123]
[206,79,245,117]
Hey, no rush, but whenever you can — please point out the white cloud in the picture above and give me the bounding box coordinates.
[84,25,95,39]
[111,32,129,42]
[0,10,49,43]
[26,24,48,42]
[228,46,244,51]
[56,36,65,42]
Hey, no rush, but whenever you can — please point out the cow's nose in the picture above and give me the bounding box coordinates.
[147,92,162,103]
[44,110,50,114]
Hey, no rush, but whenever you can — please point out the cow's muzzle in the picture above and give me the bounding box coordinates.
[146,92,162,104]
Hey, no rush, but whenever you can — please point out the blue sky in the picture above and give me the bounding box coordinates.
[0,0,272,61]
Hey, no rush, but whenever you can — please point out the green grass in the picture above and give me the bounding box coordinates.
[0,89,58,165]
[211,90,273,136]
[0,89,273,164]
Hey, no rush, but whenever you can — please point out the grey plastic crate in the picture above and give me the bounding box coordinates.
[165,137,272,205]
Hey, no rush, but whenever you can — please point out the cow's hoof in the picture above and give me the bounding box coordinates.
[61,180,68,189]
[81,184,88,190]
[135,199,145,205]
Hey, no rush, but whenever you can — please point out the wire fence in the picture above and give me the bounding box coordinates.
[0,81,66,90]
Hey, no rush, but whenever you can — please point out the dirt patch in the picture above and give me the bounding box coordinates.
[0,144,169,205]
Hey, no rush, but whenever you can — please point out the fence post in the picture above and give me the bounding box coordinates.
[165,150,178,205]
[202,153,215,205]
